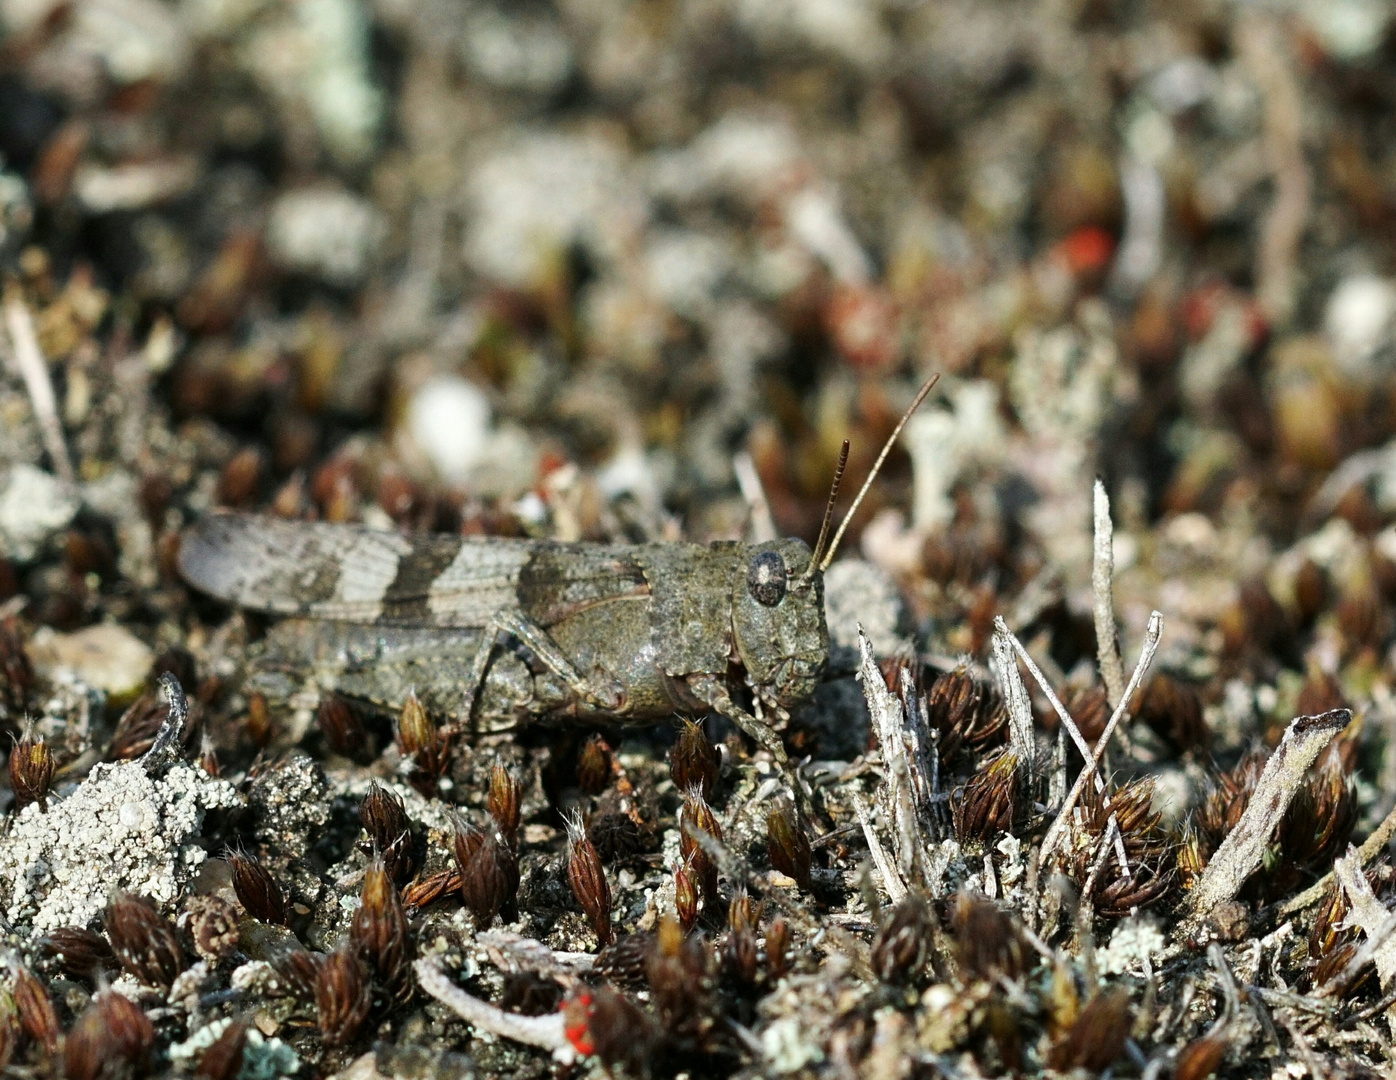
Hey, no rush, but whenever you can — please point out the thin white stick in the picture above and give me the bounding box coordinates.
[3,293,73,484]
[733,452,778,544]
[415,956,571,1054]
[1093,479,1126,707]
[853,792,906,902]
[1040,611,1163,860]
[999,619,1129,872]
[990,624,1036,776]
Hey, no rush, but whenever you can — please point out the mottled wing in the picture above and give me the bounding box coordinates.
[178,514,532,627]
[179,514,650,629]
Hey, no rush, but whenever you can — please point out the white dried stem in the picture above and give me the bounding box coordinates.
[414,956,571,1055]
[1331,846,1396,1031]
[733,451,778,544]
[3,292,73,485]
[1040,611,1164,859]
[999,621,1128,872]
[990,623,1036,777]
[1092,479,1126,707]
[852,792,906,903]
[856,627,923,882]
[1181,710,1351,935]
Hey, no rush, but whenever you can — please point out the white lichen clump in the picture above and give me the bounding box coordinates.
[0,761,240,933]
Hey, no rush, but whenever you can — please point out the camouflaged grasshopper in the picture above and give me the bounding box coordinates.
[178,376,938,761]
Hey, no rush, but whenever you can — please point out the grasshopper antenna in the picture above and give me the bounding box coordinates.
[804,439,850,577]
[813,371,940,575]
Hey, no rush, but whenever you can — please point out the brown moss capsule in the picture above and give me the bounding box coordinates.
[951,750,1019,846]
[196,1018,248,1080]
[109,692,169,761]
[8,727,53,812]
[401,868,461,912]
[454,822,518,928]
[950,894,1025,982]
[41,926,116,981]
[186,894,241,962]
[680,787,722,904]
[1065,685,1109,742]
[671,719,719,799]
[11,964,59,1054]
[316,948,371,1048]
[487,762,521,845]
[395,692,449,795]
[228,850,288,926]
[595,932,655,990]
[318,693,369,761]
[245,691,273,747]
[723,922,759,987]
[351,859,412,1003]
[1047,987,1132,1071]
[64,990,154,1080]
[575,734,612,795]
[926,666,1008,762]
[587,810,643,862]
[674,861,699,931]
[564,812,613,946]
[217,446,263,508]
[644,913,714,1037]
[765,917,791,981]
[871,893,933,984]
[105,892,185,988]
[1135,674,1209,754]
[269,949,322,1000]
[0,617,33,717]
[766,804,813,890]
[1174,1032,1228,1080]
[360,782,415,885]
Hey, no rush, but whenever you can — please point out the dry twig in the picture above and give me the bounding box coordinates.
[3,290,73,484]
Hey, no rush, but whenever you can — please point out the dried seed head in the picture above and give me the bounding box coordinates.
[351,858,412,1004]
[109,691,169,760]
[587,810,643,862]
[105,892,185,988]
[723,922,760,987]
[454,822,518,928]
[41,926,116,981]
[566,812,613,946]
[645,913,714,1036]
[765,917,791,981]
[926,666,1008,761]
[1065,685,1110,742]
[595,932,655,990]
[1135,674,1209,754]
[487,762,521,845]
[395,692,449,795]
[0,618,33,717]
[315,947,371,1048]
[870,893,934,984]
[670,719,719,800]
[8,727,53,812]
[1047,987,1132,1071]
[228,850,288,926]
[185,894,241,962]
[950,894,1025,982]
[268,949,322,1000]
[195,1018,249,1080]
[951,750,1019,846]
[218,446,263,507]
[318,693,369,761]
[245,691,273,747]
[680,787,722,904]
[1197,751,1268,849]
[674,861,699,931]
[401,868,461,912]
[727,888,759,934]
[576,986,658,1078]
[1177,825,1206,889]
[360,782,415,884]
[575,734,612,795]
[1174,1032,1228,1080]
[11,964,59,1054]
[197,733,220,777]
[766,804,813,890]
[64,990,155,1080]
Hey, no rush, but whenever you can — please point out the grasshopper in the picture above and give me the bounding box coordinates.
[178,376,938,764]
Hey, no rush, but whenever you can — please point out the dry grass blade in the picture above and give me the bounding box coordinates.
[2,290,73,484]
[414,956,569,1053]
[1092,478,1126,707]
[1330,847,1396,1027]
[1181,710,1351,937]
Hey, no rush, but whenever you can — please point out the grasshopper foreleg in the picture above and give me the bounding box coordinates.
[462,611,626,724]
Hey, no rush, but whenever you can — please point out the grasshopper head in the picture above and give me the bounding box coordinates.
[730,539,828,717]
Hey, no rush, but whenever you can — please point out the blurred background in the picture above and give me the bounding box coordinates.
[4,0,1396,724]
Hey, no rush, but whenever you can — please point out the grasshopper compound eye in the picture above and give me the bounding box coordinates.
[747,550,787,607]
